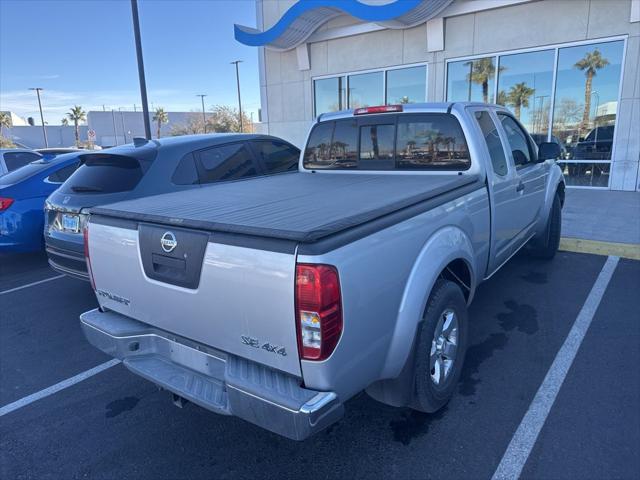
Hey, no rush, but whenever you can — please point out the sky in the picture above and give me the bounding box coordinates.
[0,0,261,125]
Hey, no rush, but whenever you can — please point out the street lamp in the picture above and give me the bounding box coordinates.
[130,0,151,140]
[196,94,207,133]
[230,60,243,133]
[111,109,118,146]
[119,107,127,143]
[29,87,48,147]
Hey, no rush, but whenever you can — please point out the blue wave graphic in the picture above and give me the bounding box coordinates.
[235,0,422,47]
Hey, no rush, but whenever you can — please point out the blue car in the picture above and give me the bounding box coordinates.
[0,152,83,252]
[45,134,300,280]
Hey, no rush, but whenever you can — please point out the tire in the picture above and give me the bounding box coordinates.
[529,193,561,260]
[412,279,468,413]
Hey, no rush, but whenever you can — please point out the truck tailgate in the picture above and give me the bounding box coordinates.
[88,220,300,376]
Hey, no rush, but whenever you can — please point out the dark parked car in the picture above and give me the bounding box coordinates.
[44,134,300,280]
[572,125,614,160]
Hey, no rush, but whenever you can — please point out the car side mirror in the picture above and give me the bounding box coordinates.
[538,142,561,161]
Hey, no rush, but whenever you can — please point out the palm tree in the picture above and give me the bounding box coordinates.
[0,111,10,138]
[66,105,86,146]
[466,58,504,104]
[574,49,609,135]
[61,118,69,126]
[153,108,169,138]
[507,82,535,120]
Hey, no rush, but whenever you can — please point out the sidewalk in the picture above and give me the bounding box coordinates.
[560,189,640,260]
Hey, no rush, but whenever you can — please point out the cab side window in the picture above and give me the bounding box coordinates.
[498,114,535,168]
[474,111,508,176]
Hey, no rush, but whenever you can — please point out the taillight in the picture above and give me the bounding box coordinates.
[353,104,403,115]
[295,264,342,361]
[0,197,14,212]
[83,225,96,291]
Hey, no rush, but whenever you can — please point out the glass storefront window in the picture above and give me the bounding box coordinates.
[497,49,555,136]
[447,57,498,103]
[557,162,610,187]
[552,40,624,162]
[348,71,384,109]
[314,77,345,117]
[386,65,426,104]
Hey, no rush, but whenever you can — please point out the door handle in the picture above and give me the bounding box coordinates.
[516,182,525,192]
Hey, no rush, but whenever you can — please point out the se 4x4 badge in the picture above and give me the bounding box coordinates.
[241,335,287,357]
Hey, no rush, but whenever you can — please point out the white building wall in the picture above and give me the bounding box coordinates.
[258,0,640,191]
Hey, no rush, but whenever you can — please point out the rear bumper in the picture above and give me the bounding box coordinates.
[45,242,89,281]
[80,308,343,440]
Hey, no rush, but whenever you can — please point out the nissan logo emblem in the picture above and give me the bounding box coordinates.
[160,231,177,253]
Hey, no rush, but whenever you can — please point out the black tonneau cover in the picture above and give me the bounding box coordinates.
[90,172,481,243]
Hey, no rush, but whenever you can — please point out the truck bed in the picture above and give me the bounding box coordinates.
[90,172,481,243]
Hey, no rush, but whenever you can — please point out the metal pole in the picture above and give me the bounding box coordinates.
[30,87,48,147]
[119,108,127,143]
[196,94,207,133]
[231,60,243,132]
[131,0,151,140]
[111,110,118,146]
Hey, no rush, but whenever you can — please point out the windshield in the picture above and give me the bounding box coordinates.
[585,126,614,141]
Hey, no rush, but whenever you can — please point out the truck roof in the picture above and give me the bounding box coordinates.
[90,172,481,245]
[317,102,507,122]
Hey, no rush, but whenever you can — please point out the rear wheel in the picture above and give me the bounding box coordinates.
[412,279,468,413]
[529,193,561,260]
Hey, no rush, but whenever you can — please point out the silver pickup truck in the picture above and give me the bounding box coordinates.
[80,103,564,440]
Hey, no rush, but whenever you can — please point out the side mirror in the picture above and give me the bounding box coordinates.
[538,142,561,161]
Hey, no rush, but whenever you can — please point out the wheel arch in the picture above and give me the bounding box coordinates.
[378,225,476,381]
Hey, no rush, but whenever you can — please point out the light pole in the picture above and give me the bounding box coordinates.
[111,109,118,146]
[131,0,151,140]
[196,94,207,133]
[119,107,127,143]
[29,87,48,147]
[230,60,243,132]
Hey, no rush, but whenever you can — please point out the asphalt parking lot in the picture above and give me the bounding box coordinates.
[1,250,638,479]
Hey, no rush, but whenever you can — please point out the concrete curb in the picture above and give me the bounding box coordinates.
[560,238,640,261]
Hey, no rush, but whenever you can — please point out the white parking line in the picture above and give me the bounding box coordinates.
[0,359,121,417]
[0,274,65,295]
[492,255,619,480]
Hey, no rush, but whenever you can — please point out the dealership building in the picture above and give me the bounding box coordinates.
[237,0,640,190]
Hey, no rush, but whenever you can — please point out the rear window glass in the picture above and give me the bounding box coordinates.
[4,151,41,171]
[396,114,471,170]
[303,113,471,171]
[360,124,395,168]
[61,154,148,194]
